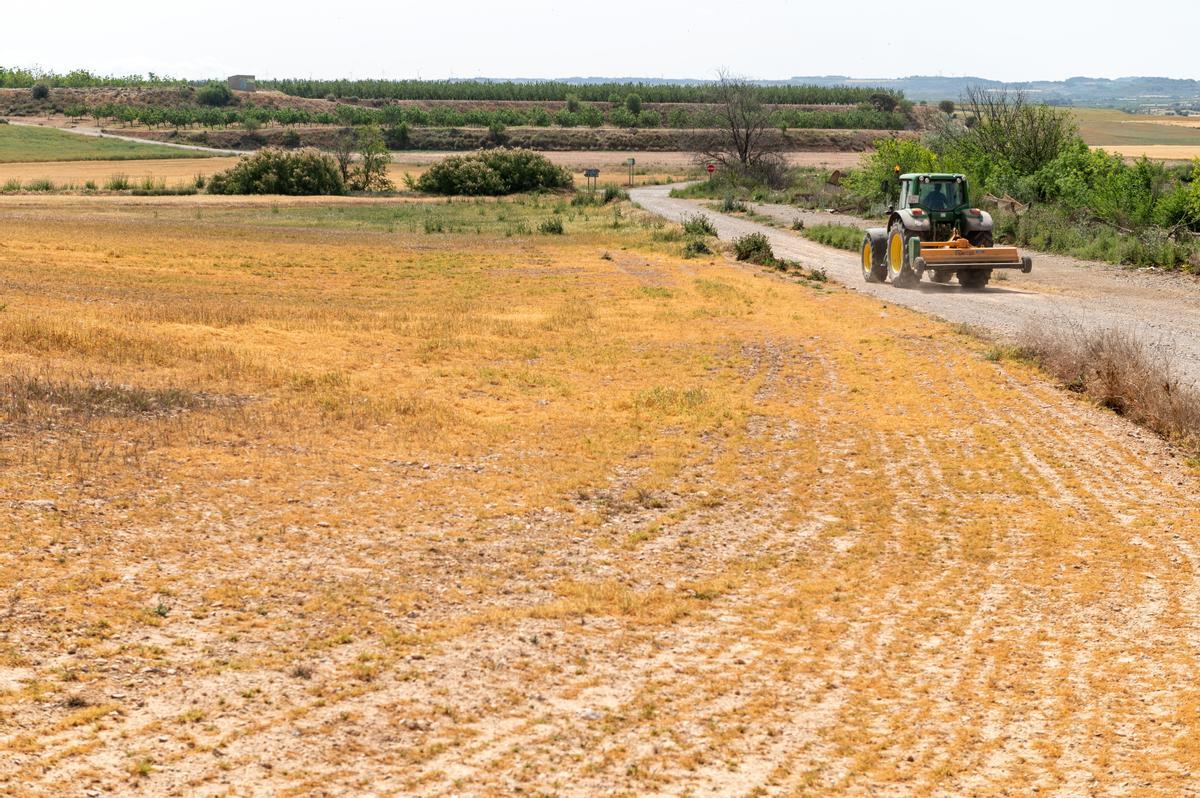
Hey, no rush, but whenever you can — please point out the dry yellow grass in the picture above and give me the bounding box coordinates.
[0,156,241,186]
[1091,144,1200,161]
[1,193,1199,796]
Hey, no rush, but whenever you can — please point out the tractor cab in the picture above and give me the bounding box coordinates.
[897,173,971,239]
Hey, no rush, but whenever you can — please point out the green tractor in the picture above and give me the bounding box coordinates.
[861,171,1031,289]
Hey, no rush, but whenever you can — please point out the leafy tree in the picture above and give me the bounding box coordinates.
[938,99,955,114]
[844,138,941,204]
[349,127,394,191]
[869,92,898,112]
[30,83,49,100]
[625,93,642,115]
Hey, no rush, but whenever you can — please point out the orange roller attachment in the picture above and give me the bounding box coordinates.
[918,231,1023,267]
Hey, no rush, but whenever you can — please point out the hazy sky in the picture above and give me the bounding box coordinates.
[9,0,1195,83]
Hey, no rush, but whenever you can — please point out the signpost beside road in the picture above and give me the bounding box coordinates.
[626,157,635,187]
[583,168,599,194]
[706,163,716,175]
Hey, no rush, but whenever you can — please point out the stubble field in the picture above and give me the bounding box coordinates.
[2,193,1200,796]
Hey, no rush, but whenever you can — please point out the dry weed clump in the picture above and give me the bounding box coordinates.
[1016,324,1200,452]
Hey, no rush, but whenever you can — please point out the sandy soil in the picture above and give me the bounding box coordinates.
[633,184,1200,387]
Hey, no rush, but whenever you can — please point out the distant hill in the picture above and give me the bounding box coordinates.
[786,76,1200,109]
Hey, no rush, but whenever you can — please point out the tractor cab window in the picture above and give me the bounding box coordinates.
[917,180,963,210]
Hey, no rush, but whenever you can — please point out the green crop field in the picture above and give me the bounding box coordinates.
[0,123,214,162]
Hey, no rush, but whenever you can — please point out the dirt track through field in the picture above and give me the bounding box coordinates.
[632,184,1200,386]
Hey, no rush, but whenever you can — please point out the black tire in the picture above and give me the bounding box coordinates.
[886,222,919,288]
[959,269,992,290]
[968,230,994,248]
[861,233,887,283]
[930,269,953,284]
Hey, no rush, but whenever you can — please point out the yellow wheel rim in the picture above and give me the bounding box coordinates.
[889,233,903,272]
[862,242,872,275]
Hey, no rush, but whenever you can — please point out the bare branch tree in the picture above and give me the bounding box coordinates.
[700,71,785,185]
[959,87,1076,175]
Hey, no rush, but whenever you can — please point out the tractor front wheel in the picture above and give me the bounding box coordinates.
[887,223,919,288]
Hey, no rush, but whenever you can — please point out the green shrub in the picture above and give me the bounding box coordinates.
[538,216,564,235]
[24,179,54,191]
[196,82,233,107]
[625,94,642,115]
[207,148,345,195]
[30,83,49,100]
[803,223,862,251]
[720,194,747,213]
[1,178,19,192]
[637,110,661,128]
[732,232,775,265]
[280,129,301,148]
[682,213,717,237]
[105,174,130,191]
[683,238,712,258]
[415,149,572,196]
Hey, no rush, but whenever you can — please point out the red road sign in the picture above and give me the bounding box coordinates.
[706,163,716,174]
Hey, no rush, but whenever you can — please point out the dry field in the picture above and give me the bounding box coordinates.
[0,148,858,192]
[2,193,1200,797]
[1074,107,1200,158]
[0,155,685,192]
[1090,145,1200,162]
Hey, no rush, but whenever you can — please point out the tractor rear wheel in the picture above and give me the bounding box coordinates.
[861,233,886,283]
[959,269,992,290]
[887,222,919,288]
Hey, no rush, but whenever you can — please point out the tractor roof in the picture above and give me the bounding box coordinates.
[899,172,966,181]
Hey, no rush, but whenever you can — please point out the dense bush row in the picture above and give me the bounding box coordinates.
[413,149,572,195]
[261,78,899,106]
[64,101,907,133]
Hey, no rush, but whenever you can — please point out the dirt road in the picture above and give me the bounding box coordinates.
[632,184,1200,386]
